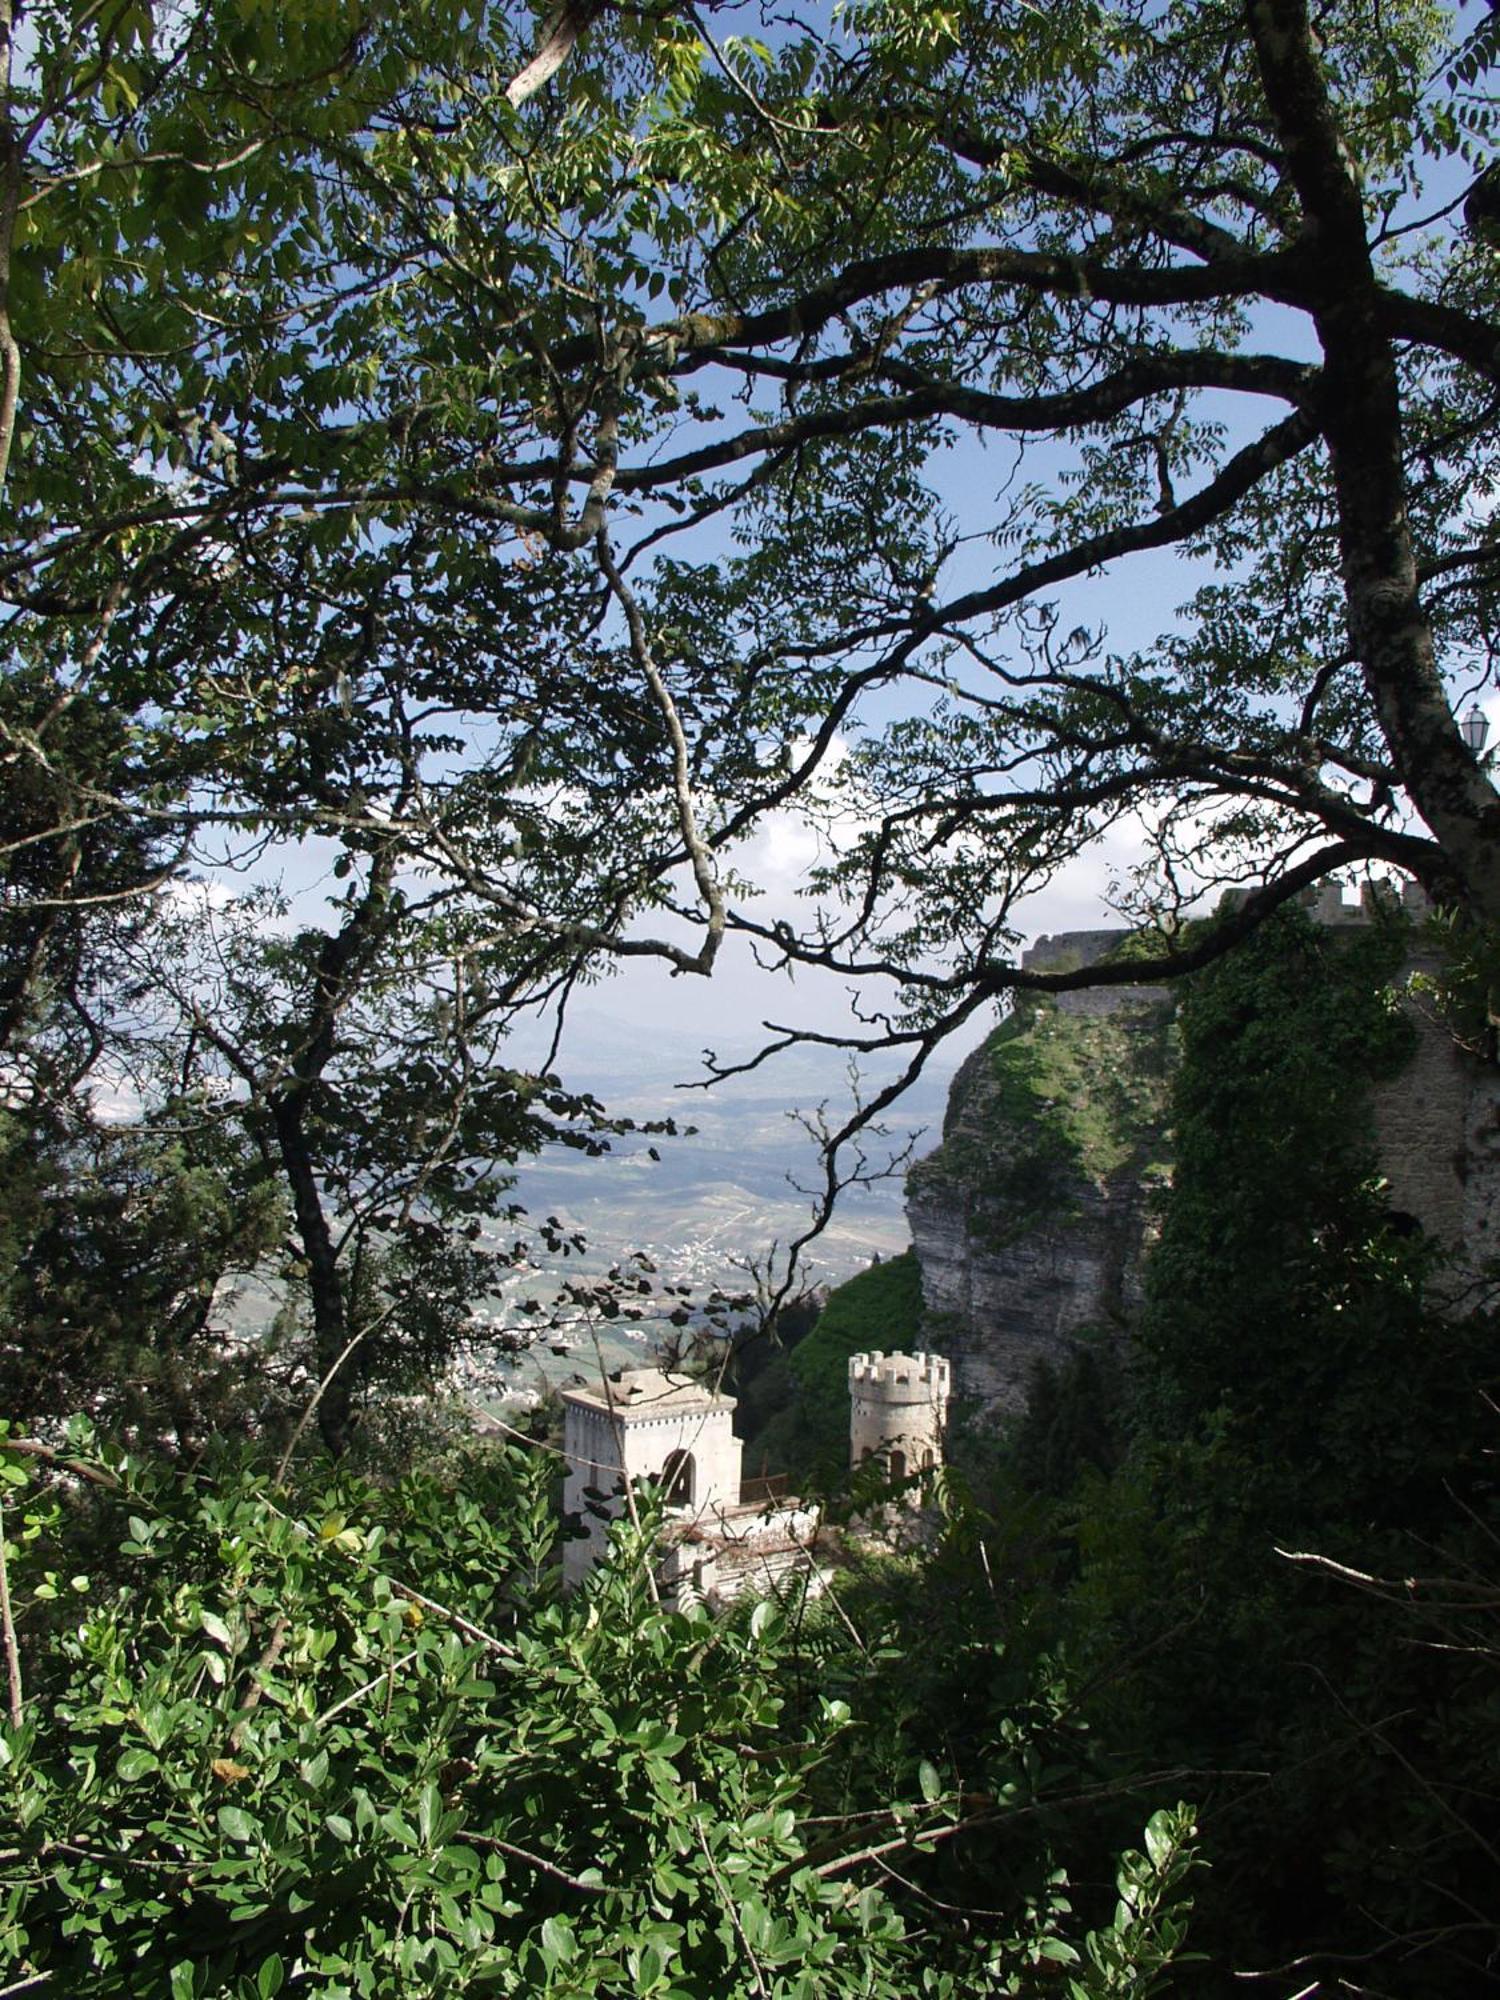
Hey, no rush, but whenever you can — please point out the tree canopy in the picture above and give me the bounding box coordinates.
[12,0,1500,934]
[4,7,1500,1987]
[4,0,1499,1387]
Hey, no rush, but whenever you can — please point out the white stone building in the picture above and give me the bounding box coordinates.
[559,1367,820,1605]
[560,1348,952,1600]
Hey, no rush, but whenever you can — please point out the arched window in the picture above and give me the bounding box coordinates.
[660,1449,695,1506]
[888,1447,907,1483]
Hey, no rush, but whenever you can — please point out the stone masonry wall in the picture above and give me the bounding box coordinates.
[1293,878,1499,1293]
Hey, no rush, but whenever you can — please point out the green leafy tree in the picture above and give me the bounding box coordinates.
[0,1102,283,1442]
[0,3,745,1432]
[135,859,683,1457]
[13,0,1500,1300]
[1051,908,1500,1992]
[0,667,176,1109]
[21,0,1500,1014]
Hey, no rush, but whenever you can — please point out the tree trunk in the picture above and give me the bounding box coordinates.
[272,1096,355,1457]
[269,849,397,1456]
[1247,0,1500,925]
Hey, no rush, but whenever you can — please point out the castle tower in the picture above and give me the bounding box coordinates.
[848,1350,950,1493]
[560,1368,743,1590]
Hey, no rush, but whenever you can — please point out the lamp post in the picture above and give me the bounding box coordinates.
[1461,702,1490,756]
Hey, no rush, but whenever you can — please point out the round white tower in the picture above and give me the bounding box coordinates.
[848,1350,950,1490]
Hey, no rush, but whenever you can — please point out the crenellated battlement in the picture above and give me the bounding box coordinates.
[1296,875,1430,926]
[1022,875,1433,1018]
[849,1350,951,1395]
[1216,873,1431,927]
[848,1349,950,1497]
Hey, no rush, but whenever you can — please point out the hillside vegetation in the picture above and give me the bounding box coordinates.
[749,1253,926,1485]
[915,997,1176,1235]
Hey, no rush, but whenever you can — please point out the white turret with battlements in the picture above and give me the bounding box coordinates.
[848,1350,950,1488]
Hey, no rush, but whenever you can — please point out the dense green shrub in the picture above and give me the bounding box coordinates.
[0,1424,1197,1998]
[1047,908,1500,1993]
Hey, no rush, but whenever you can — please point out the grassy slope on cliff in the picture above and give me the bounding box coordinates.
[906,996,1174,1251]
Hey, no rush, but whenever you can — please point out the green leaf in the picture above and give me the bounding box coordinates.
[1037,1937,1080,1964]
[199,1609,233,1648]
[1143,1811,1174,1870]
[217,1805,259,1843]
[749,1599,784,1643]
[540,1915,576,1965]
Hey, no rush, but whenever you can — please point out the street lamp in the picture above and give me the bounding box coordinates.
[1461,702,1489,756]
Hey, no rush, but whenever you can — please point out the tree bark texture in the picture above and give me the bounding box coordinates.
[267,852,396,1456]
[1248,0,1500,920]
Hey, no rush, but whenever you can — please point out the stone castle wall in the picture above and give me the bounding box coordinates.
[1021,930,1172,1017]
[1283,877,1498,1282]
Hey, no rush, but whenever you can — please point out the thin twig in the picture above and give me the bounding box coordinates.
[0,1440,119,1488]
[381,1579,519,1661]
[44,1838,203,1876]
[251,1489,522,1665]
[0,1489,21,1731]
[816,1574,870,1656]
[274,1312,391,1487]
[467,1832,614,1895]
[465,1404,574,1461]
[315,1649,421,1729]
[596,530,725,977]
[696,1818,771,2000]
[228,1616,289,1751]
[872,1854,1018,1922]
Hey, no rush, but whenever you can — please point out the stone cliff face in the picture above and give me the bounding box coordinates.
[906,882,1500,1424]
[906,938,1175,1417]
[1303,882,1500,1297]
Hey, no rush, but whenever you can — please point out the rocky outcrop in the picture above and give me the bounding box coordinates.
[907,881,1500,1423]
[906,940,1174,1417]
